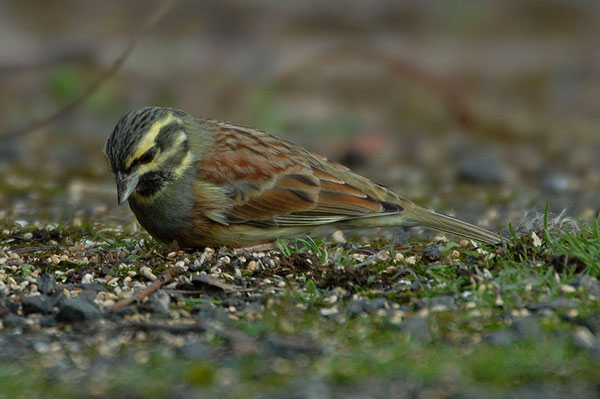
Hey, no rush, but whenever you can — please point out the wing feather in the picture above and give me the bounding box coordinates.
[193,123,403,227]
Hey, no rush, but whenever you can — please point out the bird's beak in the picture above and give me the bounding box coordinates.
[116,171,139,206]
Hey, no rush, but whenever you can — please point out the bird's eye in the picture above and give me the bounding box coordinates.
[138,147,156,165]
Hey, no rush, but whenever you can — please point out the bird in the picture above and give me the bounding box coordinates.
[104,106,501,248]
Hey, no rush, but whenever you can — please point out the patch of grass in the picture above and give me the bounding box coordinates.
[547,213,600,276]
[1,210,600,397]
[277,236,328,262]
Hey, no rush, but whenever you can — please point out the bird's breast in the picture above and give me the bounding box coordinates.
[128,172,196,244]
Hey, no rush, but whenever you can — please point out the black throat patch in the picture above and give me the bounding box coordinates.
[136,170,175,198]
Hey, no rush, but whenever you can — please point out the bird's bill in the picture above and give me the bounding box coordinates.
[116,171,139,205]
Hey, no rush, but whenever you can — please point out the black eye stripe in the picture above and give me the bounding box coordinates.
[156,123,184,149]
[138,147,156,164]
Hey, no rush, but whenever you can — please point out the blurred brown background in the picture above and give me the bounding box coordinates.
[1,0,599,230]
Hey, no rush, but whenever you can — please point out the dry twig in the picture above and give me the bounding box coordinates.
[270,44,475,128]
[108,265,184,313]
[1,0,181,141]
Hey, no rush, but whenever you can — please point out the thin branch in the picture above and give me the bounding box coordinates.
[1,0,181,141]
[0,47,95,74]
[270,44,476,128]
[108,265,184,313]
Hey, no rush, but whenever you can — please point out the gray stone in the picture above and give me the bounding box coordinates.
[57,298,101,322]
[422,246,441,262]
[457,153,507,185]
[572,275,600,298]
[512,316,543,338]
[484,329,517,347]
[22,295,54,315]
[346,299,366,316]
[177,341,214,360]
[148,290,171,315]
[114,305,137,316]
[429,295,456,311]
[399,316,432,341]
[37,273,56,295]
[2,314,28,329]
[363,297,388,313]
[40,315,58,328]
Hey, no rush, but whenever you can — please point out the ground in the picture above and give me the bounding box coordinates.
[1,216,600,398]
[1,1,600,398]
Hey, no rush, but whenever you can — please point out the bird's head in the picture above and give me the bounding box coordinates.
[104,106,193,205]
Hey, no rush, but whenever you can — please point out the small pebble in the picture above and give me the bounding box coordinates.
[203,247,215,259]
[331,230,346,244]
[140,266,157,281]
[352,253,366,262]
[247,260,257,272]
[377,251,390,262]
[573,327,597,350]
[37,273,56,295]
[561,284,576,294]
[320,306,339,316]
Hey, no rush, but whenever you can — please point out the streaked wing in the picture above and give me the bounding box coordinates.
[194,122,403,227]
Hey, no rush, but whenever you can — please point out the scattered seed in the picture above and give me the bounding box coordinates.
[140,266,157,281]
[320,306,339,316]
[247,260,257,272]
[561,284,576,294]
[377,251,390,262]
[332,230,346,244]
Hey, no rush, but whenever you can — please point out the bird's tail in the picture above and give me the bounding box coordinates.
[405,207,502,245]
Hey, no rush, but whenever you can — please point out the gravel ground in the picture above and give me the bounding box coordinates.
[2,221,600,398]
[2,1,600,397]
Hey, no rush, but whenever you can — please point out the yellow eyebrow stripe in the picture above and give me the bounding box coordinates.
[138,131,190,177]
[125,113,179,170]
